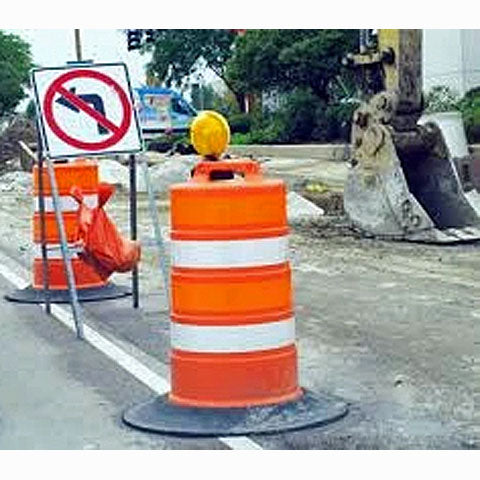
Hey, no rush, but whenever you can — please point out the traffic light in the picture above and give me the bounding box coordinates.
[145,29,157,44]
[127,29,143,51]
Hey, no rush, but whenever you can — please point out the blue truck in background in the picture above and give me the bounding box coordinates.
[133,87,197,138]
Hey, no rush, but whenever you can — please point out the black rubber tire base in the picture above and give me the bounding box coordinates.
[4,282,131,304]
[122,389,348,437]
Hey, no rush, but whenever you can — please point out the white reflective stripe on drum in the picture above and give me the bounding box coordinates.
[33,244,82,259]
[34,194,98,212]
[171,235,289,268]
[170,317,295,353]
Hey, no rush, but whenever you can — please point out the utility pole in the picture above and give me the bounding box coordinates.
[198,72,204,110]
[74,29,82,61]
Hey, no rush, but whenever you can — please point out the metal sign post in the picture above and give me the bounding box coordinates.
[44,155,85,339]
[74,29,82,62]
[36,123,51,316]
[35,119,84,339]
[129,153,139,309]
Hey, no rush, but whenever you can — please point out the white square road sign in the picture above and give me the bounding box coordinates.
[31,63,143,159]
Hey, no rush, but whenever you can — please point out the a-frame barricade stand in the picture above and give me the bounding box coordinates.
[139,152,171,302]
[129,151,171,311]
[6,61,154,340]
[8,139,147,340]
[9,146,171,340]
[37,127,85,340]
[34,150,145,338]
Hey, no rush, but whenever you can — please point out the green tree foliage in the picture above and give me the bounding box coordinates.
[458,87,480,143]
[227,30,359,143]
[140,29,359,143]
[422,85,480,144]
[191,83,222,110]
[0,31,33,118]
[143,29,236,89]
[225,29,358,100]
[424,85,460,113]
[25,99,37,120]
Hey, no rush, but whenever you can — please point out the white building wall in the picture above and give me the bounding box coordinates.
[423,29,480,96]
[460,30,480,93]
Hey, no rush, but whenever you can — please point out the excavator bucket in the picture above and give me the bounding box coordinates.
[418,111,480,218]
[344,95,480,243]
[343,29,480,243]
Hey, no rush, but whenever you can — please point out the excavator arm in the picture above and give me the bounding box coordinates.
[343,29,480,242]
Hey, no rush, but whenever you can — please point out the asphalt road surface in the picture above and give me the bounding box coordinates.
[0,187,477,449]
[0,273,226,450]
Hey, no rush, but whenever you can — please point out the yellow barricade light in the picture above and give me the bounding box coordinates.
[190,110,231,158]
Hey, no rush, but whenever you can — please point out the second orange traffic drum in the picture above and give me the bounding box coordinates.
[32,159,106,290]
[5,158,131,304]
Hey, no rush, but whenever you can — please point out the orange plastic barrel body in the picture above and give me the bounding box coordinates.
[169,160,302,408]
[32,159,107,290]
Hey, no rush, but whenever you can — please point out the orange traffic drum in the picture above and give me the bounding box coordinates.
[33,158,99,196]
[5,158,130,304]
[32,159,99,244]
[169,159,302,408]
[32,159,106,291]
[123,158,348,436]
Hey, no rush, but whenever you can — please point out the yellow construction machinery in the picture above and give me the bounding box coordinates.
[344,29,480,242]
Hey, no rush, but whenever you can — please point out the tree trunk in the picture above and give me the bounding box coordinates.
[235,92,247,113]
[206,63,246,113]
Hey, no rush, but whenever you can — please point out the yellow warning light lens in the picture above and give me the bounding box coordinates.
[190,110,231,157]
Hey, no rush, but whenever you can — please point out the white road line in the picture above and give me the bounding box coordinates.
[49,304,171,396]
[0,258,263,451]
[0,263,29,289]
[218,436,264,450]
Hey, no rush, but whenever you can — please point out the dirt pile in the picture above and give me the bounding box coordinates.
[0,116,36,172]
[299,181,345,216]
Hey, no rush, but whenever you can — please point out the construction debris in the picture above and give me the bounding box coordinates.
[98,159,130,189]
[0,171,32,193]
[98,156,196,193]
[147,156,195,192]
[287,191,325,224]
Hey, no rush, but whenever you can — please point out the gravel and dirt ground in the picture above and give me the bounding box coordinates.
[0,154,478,449]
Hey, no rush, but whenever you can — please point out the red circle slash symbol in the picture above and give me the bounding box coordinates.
[43,69,132,151]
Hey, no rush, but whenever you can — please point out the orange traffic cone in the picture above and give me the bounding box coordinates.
[6,159,130,303]
[123,160,348,436]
